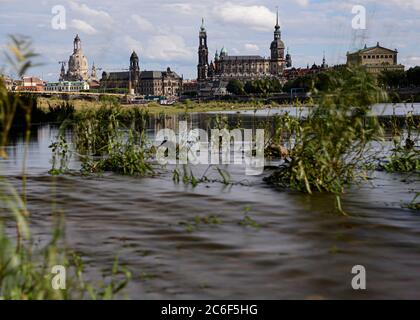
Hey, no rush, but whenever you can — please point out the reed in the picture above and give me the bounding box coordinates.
[1,36,131,299]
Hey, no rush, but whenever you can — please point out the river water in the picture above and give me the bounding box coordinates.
[0,107,419,299]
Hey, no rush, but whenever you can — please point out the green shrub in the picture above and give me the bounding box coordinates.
[265,67,387,211]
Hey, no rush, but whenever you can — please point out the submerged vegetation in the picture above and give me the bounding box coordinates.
[382,110,420,173]
[50,104,156,176]
[265,67,388,210]
[45,66,418,215]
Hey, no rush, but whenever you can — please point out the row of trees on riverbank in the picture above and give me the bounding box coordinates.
[226,66,420,96]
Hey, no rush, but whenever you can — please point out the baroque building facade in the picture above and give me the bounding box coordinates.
[197,11,292,93]
[347,42,404,75]
[100,51,183,97]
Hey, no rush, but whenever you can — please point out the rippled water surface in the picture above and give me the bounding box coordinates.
[1,109,419,299]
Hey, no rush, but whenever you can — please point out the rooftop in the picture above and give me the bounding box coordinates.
[220,55,266,61]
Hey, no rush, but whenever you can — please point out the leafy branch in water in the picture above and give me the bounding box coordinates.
[382,110,419,173]
[49,131,71,175]
[406,193,420,211]
[265,67,387,213]
[172,164,232,187]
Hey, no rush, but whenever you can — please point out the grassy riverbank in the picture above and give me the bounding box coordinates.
[36,97,287,115]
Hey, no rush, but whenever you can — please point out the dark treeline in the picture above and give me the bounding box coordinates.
[226,66,420,101]
[226,78,282,96]
[378,66,420,88]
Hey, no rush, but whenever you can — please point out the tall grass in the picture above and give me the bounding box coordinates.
[265,67,387,212]
[0,36,131,299]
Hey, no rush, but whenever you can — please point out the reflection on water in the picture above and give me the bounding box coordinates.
[209,102,420,117]
[0,111,419,299]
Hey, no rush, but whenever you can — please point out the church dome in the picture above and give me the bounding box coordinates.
[271,39,285,50]
[66,35,89,81]
[220,47,227,56]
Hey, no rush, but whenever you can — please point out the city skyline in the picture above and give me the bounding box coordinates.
[0,0,419,81]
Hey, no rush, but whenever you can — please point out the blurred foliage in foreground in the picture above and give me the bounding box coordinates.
[0,35,131,299]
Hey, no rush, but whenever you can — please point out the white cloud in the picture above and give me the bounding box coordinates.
[145,35,193,61]
[401,56,420,67]
[295,0,310,7]
[164,3,195,15]
[124,35,144,53]
[70,19,97,35]
[244,43,259,51]
[380,0,420,11]
[68,1,113,23]
[131,14,154,32]
[214,3,277,31]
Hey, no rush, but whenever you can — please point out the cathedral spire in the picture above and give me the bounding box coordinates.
[197,18,209,82]
[274,7,281,39]
[200,17,205,32]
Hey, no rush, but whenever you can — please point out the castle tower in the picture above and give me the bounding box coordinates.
[286,48,292,68]
[197,18,209,82]
[270,9,285,76]
[130,51,140,93]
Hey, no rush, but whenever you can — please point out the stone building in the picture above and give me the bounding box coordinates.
[284,54,328,80]
[100,52,182,97]
[347,42,404,75]
[182,80,198,96]
[15,76,44,92]
[100,51,140,93]
[1,75,13,91]
[197,10,292,88]
[139,68,182,97]
[45,81,89,92]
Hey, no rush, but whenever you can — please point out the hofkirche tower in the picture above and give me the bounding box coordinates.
[270,9,287,75]
[197,18,209,83]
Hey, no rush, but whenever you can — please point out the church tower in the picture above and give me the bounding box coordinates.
[197,18,209,82]
[130,51,140,93]
[91,62,97,80]
[270,9,285,76]
[59,62,66,81]
[286,48,292,68]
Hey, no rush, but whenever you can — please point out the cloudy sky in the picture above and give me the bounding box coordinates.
[0,0,419,81]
